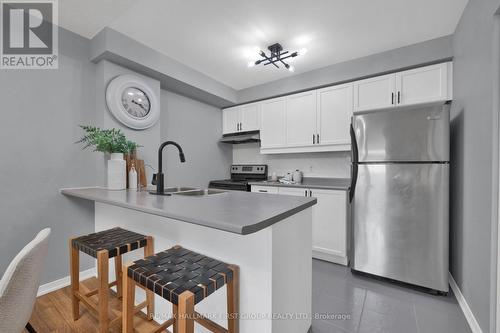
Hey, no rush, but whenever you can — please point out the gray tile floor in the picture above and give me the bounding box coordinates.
[311,259,471,333]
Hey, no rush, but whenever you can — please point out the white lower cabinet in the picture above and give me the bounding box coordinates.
[250,185,279,194]
[251,185,348,265]
[310,189,347,265]
[277,187,309,197]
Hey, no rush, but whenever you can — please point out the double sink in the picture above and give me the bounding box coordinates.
[149,187,226,196]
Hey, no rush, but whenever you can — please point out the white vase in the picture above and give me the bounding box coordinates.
[107,153,126,190]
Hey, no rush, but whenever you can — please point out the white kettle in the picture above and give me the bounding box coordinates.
[292,169,303,184]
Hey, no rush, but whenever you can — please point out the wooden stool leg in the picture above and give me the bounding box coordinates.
[69,239,80,321]
[227,265,239,333]
[97,250,109,333]
[122,264,135,333]
[178,291,195,333]
[114,254,123,298]
[172,304,178,333]
[144,236,155,320]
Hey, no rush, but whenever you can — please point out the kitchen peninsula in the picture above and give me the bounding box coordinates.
[61,187,316,333]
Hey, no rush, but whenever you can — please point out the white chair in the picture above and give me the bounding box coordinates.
[0,228,51,333]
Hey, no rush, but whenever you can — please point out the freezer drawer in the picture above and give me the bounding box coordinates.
[352,163,449,291]
[352,104,450,162]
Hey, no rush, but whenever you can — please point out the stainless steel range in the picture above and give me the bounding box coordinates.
[209,164,268,191]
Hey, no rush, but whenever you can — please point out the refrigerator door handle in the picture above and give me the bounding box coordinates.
[349,163,358,203]
[349,122,359,202]
[350,123,359,163]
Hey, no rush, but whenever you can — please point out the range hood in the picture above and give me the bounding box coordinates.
[220,131,260,144]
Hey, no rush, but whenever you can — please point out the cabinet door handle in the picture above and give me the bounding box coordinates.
[391,92,394,105]
[258,190,268,193]
[316,134,320,144]
[313,134,316,144]
[309,190,312,196]
[398,91,401,104]
[240,122,243,131]
[305,190,308,197]
[236,123,239,131]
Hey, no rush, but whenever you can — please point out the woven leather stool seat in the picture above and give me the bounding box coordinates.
[128,246,234,305]
[70,228,154,333]
[72,227,148,259]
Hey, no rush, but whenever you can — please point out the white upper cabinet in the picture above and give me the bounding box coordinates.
[240,103,261,132]
[222,103,261,134]
[353,62,453,113]
[222,106,241,134]
[260,97,287,149]
[353,74,396,112]
[229,62,452,153]
[317,83,353,148]
[286,91,317,147]
[260,87,353,154]
[396,62,452,106]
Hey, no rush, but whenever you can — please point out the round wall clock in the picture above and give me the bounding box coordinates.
[105,74,160,130]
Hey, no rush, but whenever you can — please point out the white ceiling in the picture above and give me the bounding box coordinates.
[59,0,468,90]
[59,0,137,40]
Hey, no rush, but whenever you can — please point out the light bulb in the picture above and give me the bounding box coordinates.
[288,65,295,72]
[299,48,308,55]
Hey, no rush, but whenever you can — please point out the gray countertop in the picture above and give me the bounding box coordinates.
[61,187,316,235]
[249,177,351,191]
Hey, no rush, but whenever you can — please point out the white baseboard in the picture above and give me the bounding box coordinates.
[449,272,483,333]
[312,251,348,266]
[37,268,96,297]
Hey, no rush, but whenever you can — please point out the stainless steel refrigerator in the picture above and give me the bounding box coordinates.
[349,103,450,293]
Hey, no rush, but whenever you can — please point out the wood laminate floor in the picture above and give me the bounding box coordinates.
[26,260,471,333]
[26,278,161,333]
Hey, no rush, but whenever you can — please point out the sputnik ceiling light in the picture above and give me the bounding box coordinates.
[248,43,307,72]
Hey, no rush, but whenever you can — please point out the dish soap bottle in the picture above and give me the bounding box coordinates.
[128,163,138,189]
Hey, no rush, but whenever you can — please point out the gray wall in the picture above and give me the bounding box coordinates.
[237,35,453,103]
[450,0,500,331]
[88,28,453,108]
[233,143,351,179]
[94,60,162,184]
[160,91,232,188]
[90,28,238,108]
[0,28,97,284]
[0,28,232,285]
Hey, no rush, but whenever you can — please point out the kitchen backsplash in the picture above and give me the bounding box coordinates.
[232,143,351,178]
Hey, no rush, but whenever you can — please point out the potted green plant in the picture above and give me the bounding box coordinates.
[77,125,139,190]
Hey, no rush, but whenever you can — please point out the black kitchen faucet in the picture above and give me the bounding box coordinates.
[153,141,185,194]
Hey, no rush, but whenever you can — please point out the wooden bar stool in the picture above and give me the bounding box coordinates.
[123,245,239,333]
[70,227,154,333]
